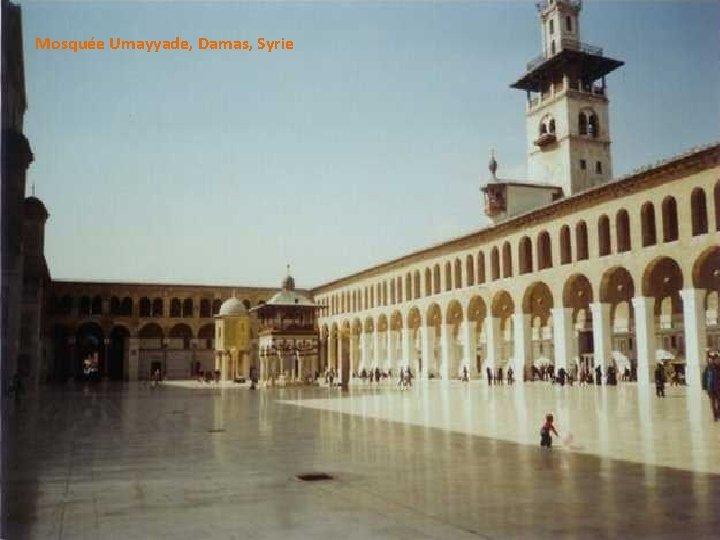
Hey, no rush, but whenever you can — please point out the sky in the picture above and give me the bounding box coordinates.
[18,0,720,289]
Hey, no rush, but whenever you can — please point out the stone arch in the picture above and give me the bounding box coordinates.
[76,321,105,378]
[413,270,421,299]
[563,274,593,325]
[407,306,422,330]
[168,323,193,349]
[477,250,486,284]
[491,290,515,319]
[444,261,452,292]
[598,214,611,256]
[600,266,635,305]
[390,310,403,331]
[170,298,182,318]
[109,325,130,381]
[467,295,487,325]
[522,282,553,326]
[364,316,375,333]
[692,246,720,292]
[502,241,512,278]
[433,264,441,295]
[466,255,475,286]
[424,268,432,297]
[491,247,500,281]
[377,314,389,332]
[446,299,464,325]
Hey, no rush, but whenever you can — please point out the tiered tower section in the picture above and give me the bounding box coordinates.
[511,0,623,195]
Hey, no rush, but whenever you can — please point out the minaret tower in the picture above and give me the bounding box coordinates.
[511,0,623,195]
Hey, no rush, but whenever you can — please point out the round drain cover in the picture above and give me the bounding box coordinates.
[296,473,334,481]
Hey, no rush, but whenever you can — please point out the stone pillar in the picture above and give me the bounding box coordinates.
[387,330,396,372]
[372,330,380,368]
[552,308,574,371]
[401,326,412,371]
[680,288,707,388]
[485,317,500,375]
[632,296,655,386]
[360,332,369,371]
[590,303,612,378]
[512,313,531,380]
[421,326,433,379]
[259,352,267,382]
[462,321,476,377]
[440,324,452,380]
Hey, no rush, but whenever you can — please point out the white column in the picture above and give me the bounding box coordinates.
[372,330,380,368]
[485,317,500,375]
[421,326,433,379]
[632,296,655,386]
[590,302,612,376]
[348,335,357,378]
[462,321,476,376]
[401,326,412,370]
[552,308,573,371]
[387,330,396,372]
[440,324,452,380]
[680,288,707,388]
[512,313,531,380]
[328,336,336,371]
[359,332,369,371]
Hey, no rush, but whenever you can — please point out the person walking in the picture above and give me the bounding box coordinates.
[486,366,493,386]
[507,366,514,385]
[462,366,468,382]
[705,353,720,421]
[654,362,666,398]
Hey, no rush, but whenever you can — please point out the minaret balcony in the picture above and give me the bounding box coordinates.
[534,133,557,148]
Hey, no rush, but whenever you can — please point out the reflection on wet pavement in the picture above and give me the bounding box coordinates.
[5,381,720,539]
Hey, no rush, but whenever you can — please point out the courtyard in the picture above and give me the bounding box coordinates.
[5,381,720,539]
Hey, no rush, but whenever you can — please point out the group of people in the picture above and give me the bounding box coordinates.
[358,367,386,384]
[485,366,514,385]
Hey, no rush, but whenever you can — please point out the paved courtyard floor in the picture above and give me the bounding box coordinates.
[4,381,720,539]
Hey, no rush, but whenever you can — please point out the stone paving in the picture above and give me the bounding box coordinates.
[4,380,720,539]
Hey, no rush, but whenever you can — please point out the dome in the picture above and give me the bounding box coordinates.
[217,297,247,316]
[266,289,314,307]
[24,196,49,221]
[281,274,296,291]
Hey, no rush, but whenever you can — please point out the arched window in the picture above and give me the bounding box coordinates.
[405,273,412,302]
[565,15,572,31]
[598,215,611,256]
[414,270,421,299]
[200,299,211,318]
[425,268,432,297]
[559,225,571,264]
[715,181,720,231]
[690,188,708,236]
[444,261,452,292]
[388,281,394,305]
[370,287,375,308]
[382,283,388,306]
[152,298,163,317]
[170,298,182,318]
[121,296,133,316]
[139,297,151,317]
[576,221,588,260]
[502,242,512,278]
[616,209,631,253]
[396,276,403,303]
[548,119,556,134]
[110,296,120,315]
[491,247,500,281]
[90,295,102,315]
[433,264,441,295]
[466,255,475,287]
[519,236,533,274]
[537,231,552,270]
[539,122,547,135]
[640,202,656,247]
[662,196,679,242]
[454,259,462,289]
[477,251,486,284]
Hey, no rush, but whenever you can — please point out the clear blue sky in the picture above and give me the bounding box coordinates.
[19,1,720,288]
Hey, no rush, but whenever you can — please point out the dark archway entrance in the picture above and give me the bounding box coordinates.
[109,326,130,381]
[51,324,71,382]
[76,322,105,381]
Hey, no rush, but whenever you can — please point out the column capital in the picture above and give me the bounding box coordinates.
[631,296,652,308]
[679,287,706,301]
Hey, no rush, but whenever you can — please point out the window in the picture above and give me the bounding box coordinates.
[662,196,679,242]
[690,188,708,236]
[578,113,587,135]
[588,114,599,137]
[548,119,555,133]
[575,221,589,260]
[519,236,533,275]
[640,202,656,247]
[549,20,554,35]
[537,231,552,270]
[566,15,572,32]
[595,161,602,174]
[598,215,611,256]
[616,209,631,253]
[559,225,571,264]
[551,40,556,55]
[580,159,586,171]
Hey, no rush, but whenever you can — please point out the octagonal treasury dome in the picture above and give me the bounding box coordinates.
[217,297,247,317]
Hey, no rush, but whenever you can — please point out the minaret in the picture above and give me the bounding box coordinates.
[511,0,623,195]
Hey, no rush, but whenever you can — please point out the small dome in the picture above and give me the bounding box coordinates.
[24,196,48,221]
[217,297,247,316]
[266,289,314,307]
